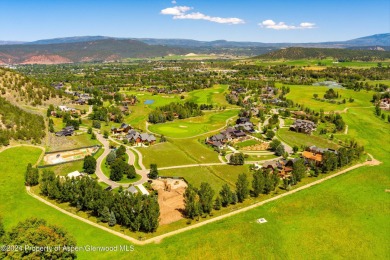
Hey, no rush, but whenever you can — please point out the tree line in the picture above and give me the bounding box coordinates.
[148,102,204,124]
[40,170,159,232]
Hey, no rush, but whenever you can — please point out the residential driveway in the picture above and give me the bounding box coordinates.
[136,184,149,195]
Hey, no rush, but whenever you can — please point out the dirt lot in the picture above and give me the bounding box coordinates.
[44,146,99,165]
[152,178,187,225]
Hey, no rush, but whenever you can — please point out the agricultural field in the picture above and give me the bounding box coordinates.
[148,109,237,138]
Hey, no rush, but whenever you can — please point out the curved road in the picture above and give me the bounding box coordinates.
[95,132,149,188]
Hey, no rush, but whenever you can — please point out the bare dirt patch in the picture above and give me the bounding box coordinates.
[152,178,187,225]
[44,146,99,165]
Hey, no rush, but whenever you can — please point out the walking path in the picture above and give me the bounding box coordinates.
[25,154,379,245]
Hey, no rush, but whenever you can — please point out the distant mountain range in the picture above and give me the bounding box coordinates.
[0,33,388,64]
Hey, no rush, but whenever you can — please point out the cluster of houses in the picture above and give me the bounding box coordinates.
[55,126,75,137]
[111,123,157,145]
[259,145,337,178]
[289,119,317,134]
[207,117,255,149]
[64,91,93,105]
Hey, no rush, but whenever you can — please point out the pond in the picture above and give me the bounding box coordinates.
[144,99,155,105]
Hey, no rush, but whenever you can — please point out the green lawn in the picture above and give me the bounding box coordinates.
[283,84,374,112]
[148,109,237,138]
[235,139,261,149]
[186,84,234,108]
[277,127,339,150]
[139,138,220,168]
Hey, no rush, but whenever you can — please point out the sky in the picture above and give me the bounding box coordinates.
[0,0,389,43]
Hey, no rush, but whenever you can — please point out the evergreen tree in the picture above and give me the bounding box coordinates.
[149,164,159,179]
[292,158,306,182]
[184,185,200,219]
[198,182,215,214]
[127,165,137,179]
[231,193,238,205]
[100,206,110,223]
[236,173,249,203]
[219,184,233,207]
[25,163,39,186]
[83,155,96,174]
[108,211,117,226]
[252,170,265,197]
[106,150,117,165]
[214,196,221,210]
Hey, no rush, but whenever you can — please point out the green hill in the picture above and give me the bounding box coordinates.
[0,39,186,64]
[256,47,390,61]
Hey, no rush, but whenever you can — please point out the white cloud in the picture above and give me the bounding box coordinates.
[161,6,245,25]
[160,6,192,16]
[260,20,316,30]
[171,0,177,4]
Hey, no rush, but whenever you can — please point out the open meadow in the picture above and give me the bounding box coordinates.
[282,84,374,112]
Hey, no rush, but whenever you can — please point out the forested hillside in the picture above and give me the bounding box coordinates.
[0,97,45,145]
[257,47,390,61]
[0,68,63,106]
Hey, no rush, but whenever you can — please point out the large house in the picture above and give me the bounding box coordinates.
[126,130,156,145]
[262,158,299,178]
[302,145,337,166]
[207,126,248,149]
[290,119,317,134]
[55,126,75,137]
[111,123,132,134]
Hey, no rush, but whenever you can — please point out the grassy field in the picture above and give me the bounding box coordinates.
[148,109,237,138]
[235,139,261,149]
[277,128,339,150]
[159,164,250,191]
[282,84,374,111]
[139,139,219,167]
[186,84,234,108]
